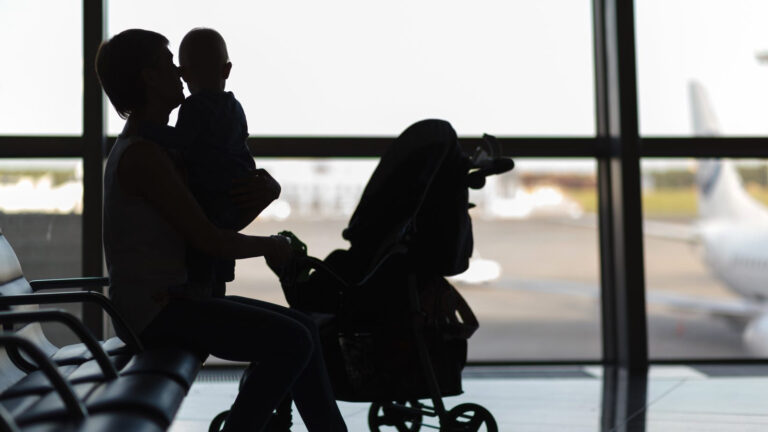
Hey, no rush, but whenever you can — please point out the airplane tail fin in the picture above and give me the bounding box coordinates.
[690,81,768,222]
[689,81,721,137]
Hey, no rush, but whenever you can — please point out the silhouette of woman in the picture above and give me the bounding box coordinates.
[95,28,346,432]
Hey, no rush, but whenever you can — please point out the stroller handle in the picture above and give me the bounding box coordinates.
[471,157,514,175]
[467,134,514,189]
[299,243,409,289]
[466,158,514,189]
[301,256,349,288]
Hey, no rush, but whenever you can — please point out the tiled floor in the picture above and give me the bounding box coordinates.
[170,365,768,431]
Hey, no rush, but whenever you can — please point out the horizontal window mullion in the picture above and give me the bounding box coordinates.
[0,137,83,158]
[642,137,768,157]
[244,137,604,158]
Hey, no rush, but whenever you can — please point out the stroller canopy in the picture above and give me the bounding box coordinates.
[343,119,473,276]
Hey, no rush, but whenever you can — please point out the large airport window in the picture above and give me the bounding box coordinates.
[228,158,601,361]
[636,0,768,136]
[642,158,768,359]
[0,158,84,346]
[0,1,82,135]
[107,0,595,137]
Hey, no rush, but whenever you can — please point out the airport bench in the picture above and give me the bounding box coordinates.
[0,230,202,431]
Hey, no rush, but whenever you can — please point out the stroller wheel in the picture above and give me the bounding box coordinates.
[208,409,292,432]
[208,410,229,432]
[442,403,497,432]
[368,400,423,432]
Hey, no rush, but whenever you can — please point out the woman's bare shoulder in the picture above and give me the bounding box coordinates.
[122,137,162,158]
[120,137,171,168]
[118,137,176,190]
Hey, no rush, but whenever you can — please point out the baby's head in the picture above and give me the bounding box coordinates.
[179,28,231,94]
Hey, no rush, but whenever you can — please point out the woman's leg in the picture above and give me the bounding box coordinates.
[140,296,315,432]
[226,295,347,432]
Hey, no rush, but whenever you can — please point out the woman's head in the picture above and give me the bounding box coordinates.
[95,29,184,119]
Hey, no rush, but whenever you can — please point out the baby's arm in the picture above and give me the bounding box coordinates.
[174,97,205,146]
[229,168,281,231]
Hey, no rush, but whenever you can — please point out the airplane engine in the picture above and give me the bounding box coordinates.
[743,314,768,356]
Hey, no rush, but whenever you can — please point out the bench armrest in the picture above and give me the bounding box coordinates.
[0,291,143,352]
[0,404,18,432]
[29,277,110,292]
[0,310,118,380]
[0,333,87,421]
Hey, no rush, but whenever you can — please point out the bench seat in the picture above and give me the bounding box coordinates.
[21,413,164,432]
[0,231,204,431]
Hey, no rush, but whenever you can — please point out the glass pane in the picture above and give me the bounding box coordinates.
[636,0,768,136]
[107,0,595,136]
[0,1,82,135]
[229,157,600,361]
[0,158,83,346]
[643,158,768,359]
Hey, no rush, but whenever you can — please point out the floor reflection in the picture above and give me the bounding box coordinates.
[171,364,768,432]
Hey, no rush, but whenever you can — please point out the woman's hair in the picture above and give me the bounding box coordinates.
[95,29,169,119]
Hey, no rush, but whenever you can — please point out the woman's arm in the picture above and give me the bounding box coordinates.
[118,139,289,264]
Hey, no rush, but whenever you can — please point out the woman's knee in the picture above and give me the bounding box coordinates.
[270,318,315,365]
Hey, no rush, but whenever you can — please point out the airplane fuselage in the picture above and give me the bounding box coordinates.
[700,220,768,303]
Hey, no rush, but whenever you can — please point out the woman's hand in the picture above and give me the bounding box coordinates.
[265,234,293,278]
[229,169,281,230]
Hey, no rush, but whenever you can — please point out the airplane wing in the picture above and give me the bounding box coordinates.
[550,215,698,243]
[647,291,766,322]
[468,276,765,322]
[642,219,698,242]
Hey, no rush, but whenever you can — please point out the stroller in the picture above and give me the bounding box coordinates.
[211,119,514,432]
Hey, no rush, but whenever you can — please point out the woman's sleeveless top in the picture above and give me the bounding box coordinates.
[103,136,188,334]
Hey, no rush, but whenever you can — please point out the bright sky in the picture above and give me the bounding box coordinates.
[636,0,768,137]
[105,0,595,136]
[2,1,768,139]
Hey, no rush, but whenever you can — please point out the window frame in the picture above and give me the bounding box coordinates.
[1,0,765,368]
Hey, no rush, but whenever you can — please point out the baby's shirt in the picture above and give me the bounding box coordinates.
[175,90,255,229]
[139,91,255,286]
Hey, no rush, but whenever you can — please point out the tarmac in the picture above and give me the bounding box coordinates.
[0,213,751,361]
[232,217,751,361]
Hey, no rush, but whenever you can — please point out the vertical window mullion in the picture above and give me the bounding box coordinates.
[82,0,106,338]
[594,0,648,370]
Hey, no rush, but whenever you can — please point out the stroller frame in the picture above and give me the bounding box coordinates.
[359,268,497,432]
[209,120,509,432]
[284,242,498,432]
[211,251,497,432]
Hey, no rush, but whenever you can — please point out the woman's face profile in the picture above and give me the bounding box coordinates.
[148,47,185,111]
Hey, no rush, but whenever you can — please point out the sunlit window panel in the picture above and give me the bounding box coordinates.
[0,158,84,346]
[107,0,595,137]
[228,158,600,361]
[0,1,82,135]
[636,0,768,136]
[643,158,768,359]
